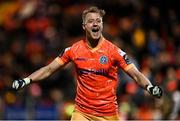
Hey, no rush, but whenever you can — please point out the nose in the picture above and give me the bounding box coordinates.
[92,20,99,26]
[93,21,98,26]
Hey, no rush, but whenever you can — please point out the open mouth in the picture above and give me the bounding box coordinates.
[92,28,99,33]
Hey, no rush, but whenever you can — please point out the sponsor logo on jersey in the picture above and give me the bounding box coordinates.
[123,54,132,64]
[118,49,126,57]
[78,68,107,76]
[59,47,70,57]
[77,68,116,79]
[99,55,108,64]
[65,47,70,52]
[75,57,87,61]
[118,49,132,64]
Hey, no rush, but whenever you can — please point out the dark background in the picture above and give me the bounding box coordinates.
[0,0,179,120]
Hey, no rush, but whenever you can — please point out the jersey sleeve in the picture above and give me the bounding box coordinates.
[55,47,72,65]
[113,47,135,71]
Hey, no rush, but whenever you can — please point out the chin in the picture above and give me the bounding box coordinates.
[91,34,101,40]
[92,36,101,40]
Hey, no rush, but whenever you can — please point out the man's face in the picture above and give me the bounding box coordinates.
[83,12,103,40]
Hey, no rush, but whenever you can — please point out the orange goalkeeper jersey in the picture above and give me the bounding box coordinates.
[55,39,134,116]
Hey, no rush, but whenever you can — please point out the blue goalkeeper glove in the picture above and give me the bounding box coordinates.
[146,85,163,98]
[12,78,32,90]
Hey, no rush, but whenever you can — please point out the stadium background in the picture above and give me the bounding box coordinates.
[0,0,179,120]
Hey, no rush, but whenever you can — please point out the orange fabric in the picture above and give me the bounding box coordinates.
[71,109,120,121]
[56,39,134,116]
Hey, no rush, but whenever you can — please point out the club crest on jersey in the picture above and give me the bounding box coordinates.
[100,56,108,64]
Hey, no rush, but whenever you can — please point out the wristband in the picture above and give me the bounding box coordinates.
[146,85,153,92]
[23,78,32,85]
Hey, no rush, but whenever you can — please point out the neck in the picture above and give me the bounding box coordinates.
[87,36,103,48]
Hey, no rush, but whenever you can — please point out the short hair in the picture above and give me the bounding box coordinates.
[82,6,105,24]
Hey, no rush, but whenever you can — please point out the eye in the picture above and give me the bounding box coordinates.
[96,19,102,23]
[87,20,94,23]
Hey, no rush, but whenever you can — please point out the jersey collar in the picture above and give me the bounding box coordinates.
[84,37,105,52]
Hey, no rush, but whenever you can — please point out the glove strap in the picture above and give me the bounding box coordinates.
[146,85,153,92]
[23,78,32,85]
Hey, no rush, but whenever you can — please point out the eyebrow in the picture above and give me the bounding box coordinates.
[87,18,102,21]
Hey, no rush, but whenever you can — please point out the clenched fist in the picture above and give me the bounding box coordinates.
[147,85,163,98]
[12,78,32,90]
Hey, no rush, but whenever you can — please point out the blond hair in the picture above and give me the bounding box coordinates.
[82,6,105,24]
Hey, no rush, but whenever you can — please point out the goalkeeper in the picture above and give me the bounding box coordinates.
[12,6,162,121]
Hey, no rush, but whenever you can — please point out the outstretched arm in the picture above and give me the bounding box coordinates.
[12,57,64,90]
[126,65,162,98]
[126,66,152,89]
[28,58,63,82]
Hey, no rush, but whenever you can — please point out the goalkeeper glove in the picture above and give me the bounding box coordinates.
[146,85,163,98]
[12,78,32,90]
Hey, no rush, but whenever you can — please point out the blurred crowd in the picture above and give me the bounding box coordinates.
[0,0,179,120]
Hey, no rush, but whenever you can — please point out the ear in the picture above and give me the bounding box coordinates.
[82,24,85,30]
